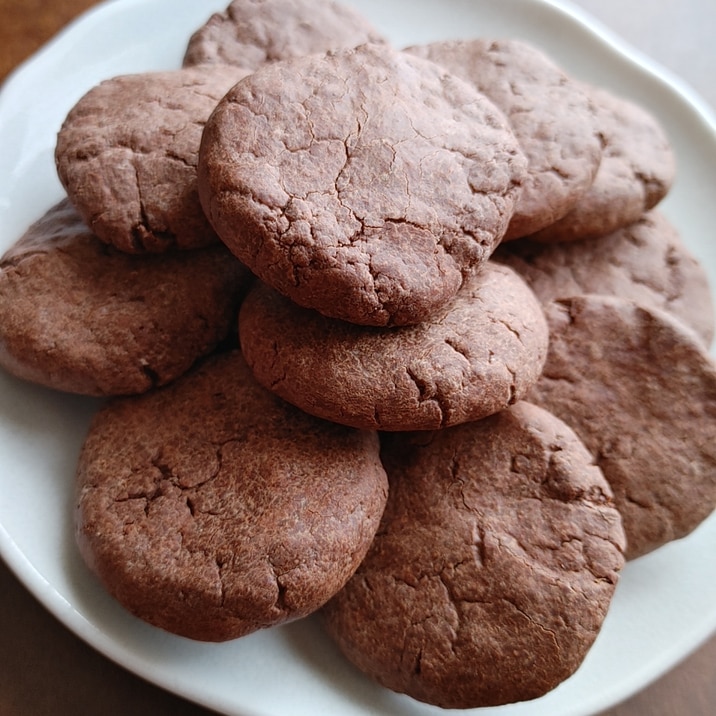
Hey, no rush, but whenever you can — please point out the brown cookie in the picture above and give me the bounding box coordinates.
[239,262,548,430]
[528,295,716,559]
[495,211,714,346]
[75,349,388,641]
[183,0,387,70]
[55,65,250,253]
[0,200,252,396]
[322,401,625,709]
[198,43,527,326]
[405,39,602,240]
[528,85,675,242]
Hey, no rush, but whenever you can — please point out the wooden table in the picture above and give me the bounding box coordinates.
[1,1,714,714]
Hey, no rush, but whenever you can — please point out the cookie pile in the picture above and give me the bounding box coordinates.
[1,0,716,710]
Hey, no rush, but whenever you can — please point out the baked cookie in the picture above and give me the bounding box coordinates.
[529,295,716,559]
[322,401,625,708]
[495,211,714,346]
[0,200,252,396]
[239,262,548,430]
[198,43,527,326]
[183,0,387,70]
[528,85,675,242]
[56,65,250,253]
[75,350,388,641]
[405,39,602,240]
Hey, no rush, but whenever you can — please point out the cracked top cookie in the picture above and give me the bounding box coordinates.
[198,43,527,326]
[406,38,603,240]
[75,350,388,641]
[55,65,250,253]
[322,401,625,708]
[0,200,252,396]
[528,295,716,559]
[495,210,714,347]
[528,85,676,242]
[239,262,548,430]
[183,0,387,70]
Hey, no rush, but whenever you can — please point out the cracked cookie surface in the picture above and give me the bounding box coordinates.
[55,65,250,253]
[239,262,548,430]
[198,43,527,326]
[321,401,625,708]
[406,38,603,240]
[75,349,388,641]
[183,0,387,70]
[528,85,675,242]
[529,294,716,559]
[495,210,714,347]
[0,200,252,396]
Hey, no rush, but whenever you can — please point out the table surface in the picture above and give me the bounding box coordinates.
[1,1,715,715]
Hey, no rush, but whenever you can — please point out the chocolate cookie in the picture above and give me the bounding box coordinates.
[529,295,716,559]
[495,211,714,346]
[198,43,527,326]
[183,0,387,70]
[56,65,250,253]
[75,350,388,641]
[0,200,252,396]
[528,85,675,242]
[239,262,548,430]
[322,401,625,708]
[405,39,602,240]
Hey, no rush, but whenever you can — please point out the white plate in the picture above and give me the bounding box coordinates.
[1,1,715,714]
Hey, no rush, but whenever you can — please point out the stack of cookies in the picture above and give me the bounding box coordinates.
[1,0,715,710]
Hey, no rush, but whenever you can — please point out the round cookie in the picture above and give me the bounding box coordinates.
[495,210,714,347]
[183,0,387,70]
[322,401,626,709]
[0,200,252,396]
[239,262,548,430]
[75,349,388,642]
[528,85,676,242]
[56,65,250,253]
[405,38,602,240]
[528,295,716,559]
[198,43,527,326]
